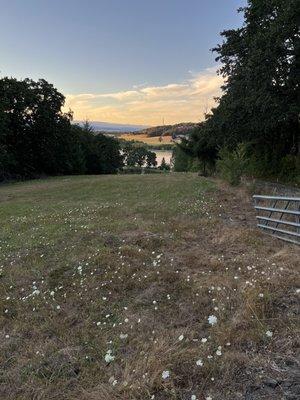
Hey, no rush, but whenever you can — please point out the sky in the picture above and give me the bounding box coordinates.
[0,0,246,126]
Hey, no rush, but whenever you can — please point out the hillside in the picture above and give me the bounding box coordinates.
[119,133,174,146]
[119,122,199,146]
[74,121,148,133]
[137,122,199,137]
[1,175,299,400]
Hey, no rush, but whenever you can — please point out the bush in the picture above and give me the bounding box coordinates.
[173,146,192,172]
[217,144,249,185]
[279,155,300,180]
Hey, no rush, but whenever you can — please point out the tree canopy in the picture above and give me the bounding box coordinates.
[122,141,157,168]
[0,78,122,180]
[183,0,300,177]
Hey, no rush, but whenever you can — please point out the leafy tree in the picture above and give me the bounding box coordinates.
[146,151,157,168]
[122,142,155,168]
[0,77,122,180]
[135,147,149,167]
[72,123,122,174]
[186,0,300,178]
[172,146,191,172]
[180,124,217,175]
[0,77,77,178]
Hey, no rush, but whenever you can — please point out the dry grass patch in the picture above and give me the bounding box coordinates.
[0,174,299,399]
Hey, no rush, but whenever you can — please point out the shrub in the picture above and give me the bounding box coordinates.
[217,144,249,185]
[279,155,300,180]
[173,146,192,172]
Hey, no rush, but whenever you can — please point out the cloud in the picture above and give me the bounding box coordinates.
[64,67,223,125]
[140,83,189,98]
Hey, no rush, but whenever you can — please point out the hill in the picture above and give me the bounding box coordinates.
[137,122,199,137]
[74,120,148,133]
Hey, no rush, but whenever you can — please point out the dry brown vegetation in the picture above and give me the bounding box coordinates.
[0,174,299,399]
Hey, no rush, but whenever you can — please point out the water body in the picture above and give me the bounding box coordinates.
[154,150,173,166]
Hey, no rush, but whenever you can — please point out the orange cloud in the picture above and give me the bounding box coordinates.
[64,67,223,125]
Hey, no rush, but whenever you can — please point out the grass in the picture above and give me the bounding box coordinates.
[0,174,299,400]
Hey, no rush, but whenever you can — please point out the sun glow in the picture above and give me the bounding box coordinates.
[64,68,223,125]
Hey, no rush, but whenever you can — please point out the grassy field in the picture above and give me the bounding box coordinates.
[120,133,174,146]
[0,174,299,400]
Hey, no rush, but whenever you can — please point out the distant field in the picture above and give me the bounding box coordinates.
[1,174,299,399]
[120,133,174,145]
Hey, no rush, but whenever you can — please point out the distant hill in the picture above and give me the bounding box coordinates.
[135,122,199,138]
[74,120,148,133]
[74,120,199,140]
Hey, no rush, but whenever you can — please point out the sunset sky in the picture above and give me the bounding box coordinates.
[0,0,245,126]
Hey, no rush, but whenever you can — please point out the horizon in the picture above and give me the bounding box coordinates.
[1,0,246,125]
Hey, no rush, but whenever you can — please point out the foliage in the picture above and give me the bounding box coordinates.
[185,0,300,180]
[172,145,192,172]
[279,155,300,180]
[0,78,122,180]
[118,138,174,151]
[216,144,249,185]
[178,124,218,175]
[72,122,123,174]
[146,151,157,168]
[137,122,199,138]
[159,157,170,171]
[122,141,157,168]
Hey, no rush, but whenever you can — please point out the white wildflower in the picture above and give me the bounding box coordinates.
[162,370,170,379]
[208,315,218,326]
[104,350,115,363]
[266,330,273,338]
[120,333,128,340]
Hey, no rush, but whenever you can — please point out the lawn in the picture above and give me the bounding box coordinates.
[0,174,299,400]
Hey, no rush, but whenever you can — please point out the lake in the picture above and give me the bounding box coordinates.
[154,149,173,166]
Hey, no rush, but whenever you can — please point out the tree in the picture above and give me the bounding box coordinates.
[146,151,157,168]
[72,124,122,174]
[0,77,123,180]
[122,142,152,168]
[0,77,77,178]
[172,146,191,172]
[159,157,170,171]
[185,0,300,178]
[180,124,217,175]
